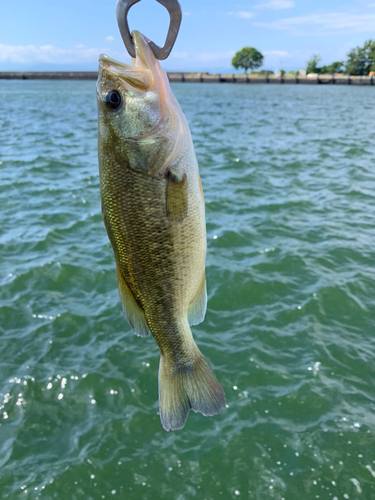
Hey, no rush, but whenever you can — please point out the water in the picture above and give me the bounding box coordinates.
[1,80,375,499]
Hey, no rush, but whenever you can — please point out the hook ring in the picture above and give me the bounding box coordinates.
[116,0,182,60]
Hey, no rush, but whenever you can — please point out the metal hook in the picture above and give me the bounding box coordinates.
[116,0,182,61]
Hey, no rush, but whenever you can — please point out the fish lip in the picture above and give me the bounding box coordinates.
[131,30,152,64]
[98,53,133,72]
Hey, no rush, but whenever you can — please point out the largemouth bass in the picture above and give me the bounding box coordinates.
[96,31,225,431]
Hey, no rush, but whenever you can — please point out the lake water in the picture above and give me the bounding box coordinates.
[1,81,375,499]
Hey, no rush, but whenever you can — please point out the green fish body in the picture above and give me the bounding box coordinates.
[97,31,225,431]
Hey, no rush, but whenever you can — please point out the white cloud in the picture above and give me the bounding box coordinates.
[263,50,291,57]
[172,51,235,63]
[0,44,106,64]
[105,36,114,42]
[239,11,256,18]
[254,12,375,33]
[255,0,294,9]
[228,11,255,19]
[183,11,191,16]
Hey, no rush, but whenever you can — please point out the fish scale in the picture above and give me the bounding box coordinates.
[102,147,203,352]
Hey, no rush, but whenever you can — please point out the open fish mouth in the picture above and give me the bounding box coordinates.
[97,31,154,93]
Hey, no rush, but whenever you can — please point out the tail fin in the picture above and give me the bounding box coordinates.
[158,351,225,432]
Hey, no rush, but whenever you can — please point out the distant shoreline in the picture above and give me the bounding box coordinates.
[0,71,374,85]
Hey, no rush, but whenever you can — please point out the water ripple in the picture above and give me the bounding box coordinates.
[1,81,375,499]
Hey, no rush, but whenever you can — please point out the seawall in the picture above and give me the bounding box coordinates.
[0,71,374,85]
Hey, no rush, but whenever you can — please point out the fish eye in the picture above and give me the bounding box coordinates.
[104,89,122,110]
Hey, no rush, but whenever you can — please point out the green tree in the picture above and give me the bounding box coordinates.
[320,61,344,74]
[345,39,375,75]
[328,61,344,73]
[232,47,264,74]
[306,54,321,74]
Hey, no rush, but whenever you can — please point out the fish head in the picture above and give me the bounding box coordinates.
[97,31,188,177]
[97,31,163,140]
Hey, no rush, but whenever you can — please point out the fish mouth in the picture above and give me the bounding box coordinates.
[98,53,132,73]
[98,31,154,93]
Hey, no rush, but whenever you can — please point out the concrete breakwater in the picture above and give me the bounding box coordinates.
[0,71,374,85]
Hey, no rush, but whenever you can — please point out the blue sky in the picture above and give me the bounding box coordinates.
[1,0,375,72]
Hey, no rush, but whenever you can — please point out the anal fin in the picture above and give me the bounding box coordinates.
[188,274,207,326]
[116,268,151,338]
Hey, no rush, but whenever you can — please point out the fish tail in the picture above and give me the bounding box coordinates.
[158,348,225,432]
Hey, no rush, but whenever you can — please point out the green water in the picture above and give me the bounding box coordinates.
[1,81,375,500]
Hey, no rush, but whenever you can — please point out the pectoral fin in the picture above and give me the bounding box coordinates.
[166,171,188,222]
[188,274,207,326]
[116,268,151,338]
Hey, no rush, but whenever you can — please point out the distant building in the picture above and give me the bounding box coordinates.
[298,69,307,76]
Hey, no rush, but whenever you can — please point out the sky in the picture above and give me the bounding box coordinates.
[1,0,375,73]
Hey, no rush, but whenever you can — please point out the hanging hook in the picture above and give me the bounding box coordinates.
[116,0,182,61]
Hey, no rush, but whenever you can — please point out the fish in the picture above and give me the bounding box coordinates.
[96,31,225,431]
